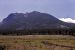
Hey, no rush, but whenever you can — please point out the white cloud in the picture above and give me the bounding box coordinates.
[59,18,75,23]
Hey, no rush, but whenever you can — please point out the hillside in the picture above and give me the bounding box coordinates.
[0,11,75,35]
[0,11,70,30]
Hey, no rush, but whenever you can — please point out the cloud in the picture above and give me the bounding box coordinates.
[59,18,75,23]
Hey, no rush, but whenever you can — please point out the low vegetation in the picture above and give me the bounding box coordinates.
[0,35,75,50]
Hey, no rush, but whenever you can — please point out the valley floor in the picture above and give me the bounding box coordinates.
[0,35,75,50]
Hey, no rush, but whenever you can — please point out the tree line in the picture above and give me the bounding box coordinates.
[0,28,75,36]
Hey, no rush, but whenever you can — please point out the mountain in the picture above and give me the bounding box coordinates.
[0,11,75,31]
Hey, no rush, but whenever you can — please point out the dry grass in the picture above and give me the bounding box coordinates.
[0,35,75,50]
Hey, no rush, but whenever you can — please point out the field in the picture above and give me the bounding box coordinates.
[0,35,75,50]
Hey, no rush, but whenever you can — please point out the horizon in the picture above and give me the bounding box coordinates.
[0,0,75,22]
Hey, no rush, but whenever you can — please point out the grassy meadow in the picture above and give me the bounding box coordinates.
[0,35,75,50]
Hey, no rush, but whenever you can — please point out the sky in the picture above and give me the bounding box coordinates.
[0,0,75,22]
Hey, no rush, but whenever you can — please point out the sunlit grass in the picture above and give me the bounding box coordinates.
[0,35,75,50]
